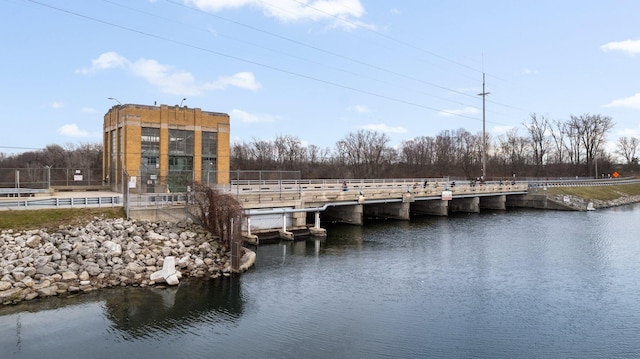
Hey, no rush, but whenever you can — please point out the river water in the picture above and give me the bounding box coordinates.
[2,205,640,358]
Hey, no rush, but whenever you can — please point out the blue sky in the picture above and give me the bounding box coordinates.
[2,0,639,156]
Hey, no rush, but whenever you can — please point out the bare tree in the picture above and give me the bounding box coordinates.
[433,130,454,177]
[496,129,530,178]
[548,119,566,165]
[231,141,252,169]
[524,114,550,176]
[454,129,481,178]
[399,136,434,176]
[250,138,275,169]
[273,134,306,170]
[616,136,639,166]
[571,114,614,175]
[563,118,583,168]
[189,182,243,249]
[336,130,390,178]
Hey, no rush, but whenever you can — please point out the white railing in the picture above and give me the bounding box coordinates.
[0,195,121,210]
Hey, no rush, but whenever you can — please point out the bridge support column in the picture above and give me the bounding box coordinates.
[279,213,294,240]
[242,217,259,244]
[364,202,411,220]
[450,197,479,213]
[291,211,307,227]
[480,195,506,210]
[411,200,449,216]
[322,204,363,225]
[309,211,327,237]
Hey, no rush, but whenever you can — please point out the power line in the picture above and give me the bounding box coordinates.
[286,0,481,73]
[100,0,481,111]
[163,0,486,103]
[168,0,529,120]
[0,146,42,150]
[27,0,492,123]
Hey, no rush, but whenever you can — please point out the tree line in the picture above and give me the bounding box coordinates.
[231,113,639,179]
[0,143,103,187]
[1,113,638,180]
[0,143,103,170]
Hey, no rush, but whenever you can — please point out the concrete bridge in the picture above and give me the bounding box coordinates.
[215,178,529,241]
[16,176,638,243]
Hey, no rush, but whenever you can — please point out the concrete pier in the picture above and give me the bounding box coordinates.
[411,200,449,216]
[364,201,410,220]
[449,197,480,213]
[480,195,506,210]
[323,204,363,225]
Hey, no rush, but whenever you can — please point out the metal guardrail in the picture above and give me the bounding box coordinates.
[527,177,640,188]
[0,196,121,210]
[0,188,50,197]
[126,193,188,208]
[215,178,451,198]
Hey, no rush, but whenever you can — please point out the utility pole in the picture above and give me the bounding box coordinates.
[478,73,490,180]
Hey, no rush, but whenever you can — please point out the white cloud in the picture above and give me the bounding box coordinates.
[81,107,96,113]
[76,51,127,75]
[52,101,64,109]
[230,109,278,123]
[130,58,200,95]
[438,107,480,117]
[615,126,640,138]
[205,72,261,91]
[186,0,367,28]
[390,8,401,15]
[360,123,407,134]
[347,104,370,113]
[522,68,538,75]
[57,124,93,138]
[604,93,640,110]
[600,39,640,55]
[78,52,258,95]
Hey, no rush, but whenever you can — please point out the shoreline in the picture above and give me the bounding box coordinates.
[0,217,255,306]
[2,191,639,306]
[533,189,640,211]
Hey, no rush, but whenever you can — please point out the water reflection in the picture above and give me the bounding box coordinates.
[104,277,244,338]
[0,277,245,350]
[2,205,640,358]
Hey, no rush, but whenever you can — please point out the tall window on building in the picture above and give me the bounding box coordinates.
[168,129,194,155]
[141,127,160,193]
[110,130,116,183]
[168,129,194,191]
[201,131,217,185]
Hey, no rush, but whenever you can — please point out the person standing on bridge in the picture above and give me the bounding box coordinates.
[342,181,349,192]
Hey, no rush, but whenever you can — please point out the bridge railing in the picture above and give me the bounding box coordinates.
[527,177,640,188]
[210,177,536,204]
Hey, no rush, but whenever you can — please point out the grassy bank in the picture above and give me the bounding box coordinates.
[0,208,126,231]
[535,183,640,201]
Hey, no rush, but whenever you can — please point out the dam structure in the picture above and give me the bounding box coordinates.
[222,178,529,242]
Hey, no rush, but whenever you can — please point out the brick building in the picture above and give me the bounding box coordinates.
[103,103,230,193]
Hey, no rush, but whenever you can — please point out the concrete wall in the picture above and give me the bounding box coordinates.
[129,206,192,222]
[506,194,575,210]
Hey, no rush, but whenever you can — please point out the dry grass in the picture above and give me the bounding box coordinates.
[0,207,126,231]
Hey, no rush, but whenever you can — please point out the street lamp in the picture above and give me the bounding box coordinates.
[180,98,187,106]
[108,97,122,105]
